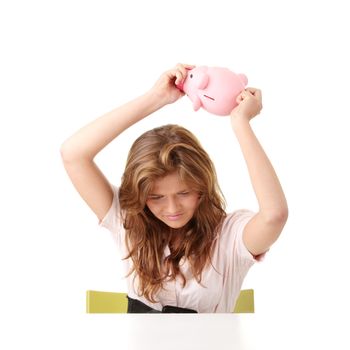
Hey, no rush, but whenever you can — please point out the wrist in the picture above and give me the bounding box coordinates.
[230,113,251,130]
[144,89,169,109]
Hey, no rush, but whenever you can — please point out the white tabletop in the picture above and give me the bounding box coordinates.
[2,309,348,349]
[55,311,347,350]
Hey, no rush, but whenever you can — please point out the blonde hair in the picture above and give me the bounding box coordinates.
[119,124,226,302]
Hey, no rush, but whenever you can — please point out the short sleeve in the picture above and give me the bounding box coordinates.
[213,209,267,312]
[98,184,124,247]
[222,210,267,265]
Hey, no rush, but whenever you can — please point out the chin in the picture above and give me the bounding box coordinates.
[166,222,187,229]
[163,218,190,229]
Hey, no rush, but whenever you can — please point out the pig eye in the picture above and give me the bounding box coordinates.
[190,74,193,78]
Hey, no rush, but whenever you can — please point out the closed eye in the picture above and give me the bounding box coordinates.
[148,195,163,200]
[147,191,191,200]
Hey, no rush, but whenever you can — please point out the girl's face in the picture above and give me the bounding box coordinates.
[146,172,201,229]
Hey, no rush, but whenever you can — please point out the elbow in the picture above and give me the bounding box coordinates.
[60,142,76,163]
[60,144,94,163]
[60,143,70,162]
[263,207,289,225]
[274,207,288,223]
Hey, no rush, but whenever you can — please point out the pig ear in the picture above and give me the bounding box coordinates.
[238,74,248,86]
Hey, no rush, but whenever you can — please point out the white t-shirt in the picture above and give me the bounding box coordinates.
[99,184,265,313]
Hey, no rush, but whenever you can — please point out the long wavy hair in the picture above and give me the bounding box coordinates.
[119,124,226,303]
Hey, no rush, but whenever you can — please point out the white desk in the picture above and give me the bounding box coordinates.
[59,312,347,350]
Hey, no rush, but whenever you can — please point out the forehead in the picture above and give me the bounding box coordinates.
[150,172,189,193]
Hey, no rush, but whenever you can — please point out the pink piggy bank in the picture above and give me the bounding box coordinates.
[177,66,248,116]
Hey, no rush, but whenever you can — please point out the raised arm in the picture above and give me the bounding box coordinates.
[60,63,194,222]
[230,88,288,257]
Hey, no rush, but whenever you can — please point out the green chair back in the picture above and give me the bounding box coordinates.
[86,289,254,313]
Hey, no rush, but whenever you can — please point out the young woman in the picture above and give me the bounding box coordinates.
[60,63,288,313]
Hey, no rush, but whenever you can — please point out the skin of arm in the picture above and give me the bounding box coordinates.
[230,88,288,256]
[61,92,164,161]
[60,63,195,161]
[59,63,194,221]
[60,63,287,257]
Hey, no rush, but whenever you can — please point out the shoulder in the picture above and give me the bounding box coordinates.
[220,209,256,235]
[217,209,256,251]
[98,184,123,231]
[218,209,267,262]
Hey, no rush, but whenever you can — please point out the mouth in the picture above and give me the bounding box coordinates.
[203,94,215,101]
[165,213,183,221]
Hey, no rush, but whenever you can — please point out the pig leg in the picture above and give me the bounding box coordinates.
[192,95,202,111]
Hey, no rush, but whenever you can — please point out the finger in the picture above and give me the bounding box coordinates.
[174,64,189,81]
[172,71,185,85]
[236,92,244,104]
[246,87,262,99]
[167,68,183,80]
[176,69,186,85]
[245,88,263,111]
[175,63,195,79]
[240,90,250,99]
[253,89,262,101]
[166,69,177,79]
[176,63,195,70]
[183,63,196,70]
[245,87,258,93]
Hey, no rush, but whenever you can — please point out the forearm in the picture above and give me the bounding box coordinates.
[60,91,165,161]
[231,118,288,220]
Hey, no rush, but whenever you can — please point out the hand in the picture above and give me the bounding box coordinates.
[230,87,263,122]
[148,63,195,105]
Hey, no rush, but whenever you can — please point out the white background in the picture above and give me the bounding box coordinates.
[1,0,349,348]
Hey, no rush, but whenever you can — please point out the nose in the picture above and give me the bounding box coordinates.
[165,196,180,214]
